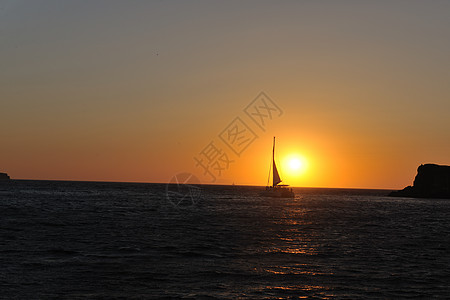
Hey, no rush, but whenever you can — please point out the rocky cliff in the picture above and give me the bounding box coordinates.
[0,172,11,180]
[389,164,450,199]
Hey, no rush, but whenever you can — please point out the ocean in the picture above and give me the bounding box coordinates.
[1,180,449,299]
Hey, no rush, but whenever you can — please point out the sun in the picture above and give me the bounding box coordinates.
[289,158,302,170]
[282,154,308,176]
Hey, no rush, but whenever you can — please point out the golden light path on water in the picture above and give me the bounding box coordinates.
[250,204,335,298]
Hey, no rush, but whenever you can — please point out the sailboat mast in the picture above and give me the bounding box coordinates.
[272,137,275,187]
[272,136,275,165]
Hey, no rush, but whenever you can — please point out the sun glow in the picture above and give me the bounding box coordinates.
[282,154,308,177]
[289,158,302,170]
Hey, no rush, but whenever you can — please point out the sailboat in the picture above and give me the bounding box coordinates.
[260,137,295,198]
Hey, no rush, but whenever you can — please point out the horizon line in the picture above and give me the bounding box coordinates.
[5,178,397,191]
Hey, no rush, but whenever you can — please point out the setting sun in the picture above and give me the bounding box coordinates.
[282,154,308,177]
[289,158,302,170]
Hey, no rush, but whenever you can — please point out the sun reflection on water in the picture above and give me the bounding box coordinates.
[262,264,333,276]
[265,246,317,255]
[251,284,335,299]
[245,196,337,298]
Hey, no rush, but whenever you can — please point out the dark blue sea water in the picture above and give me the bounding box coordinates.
[1,180,449,299]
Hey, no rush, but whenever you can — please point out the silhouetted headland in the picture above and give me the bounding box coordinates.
[0,172,11,180]
[389,164,450,199]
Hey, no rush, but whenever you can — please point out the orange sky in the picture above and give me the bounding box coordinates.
[1,1,449,189]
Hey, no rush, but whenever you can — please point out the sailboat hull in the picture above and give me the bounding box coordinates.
[260,186,295,198]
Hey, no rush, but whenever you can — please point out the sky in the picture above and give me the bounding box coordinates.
[1,0,449,189]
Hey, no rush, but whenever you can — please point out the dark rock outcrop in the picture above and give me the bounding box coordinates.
[389,164,450,199]
[0,172,11,180]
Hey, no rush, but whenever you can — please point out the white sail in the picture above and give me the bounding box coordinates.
[272,137,282,186]
[273,160,281,186]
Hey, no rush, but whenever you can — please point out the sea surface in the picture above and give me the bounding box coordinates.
[1,180,449,299]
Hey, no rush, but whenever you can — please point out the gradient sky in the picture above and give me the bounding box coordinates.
[1,0,449,189]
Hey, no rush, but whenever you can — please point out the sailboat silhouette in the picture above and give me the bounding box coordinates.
[261,137,295,198]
